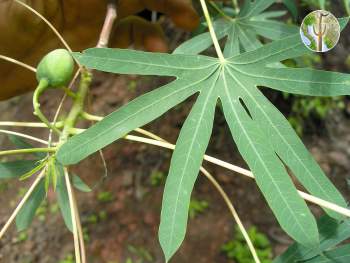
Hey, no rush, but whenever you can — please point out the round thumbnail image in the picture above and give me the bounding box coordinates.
[300,10,340,52]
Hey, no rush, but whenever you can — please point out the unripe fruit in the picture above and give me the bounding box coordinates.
[36,49,74,87]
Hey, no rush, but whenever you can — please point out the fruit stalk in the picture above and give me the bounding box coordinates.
[33,79,61,134]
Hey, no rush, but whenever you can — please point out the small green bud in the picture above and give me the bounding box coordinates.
[36,49,74,87]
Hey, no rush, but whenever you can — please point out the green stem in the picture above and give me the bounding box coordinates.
[0,147,56,157]
[81,112,103,122]
[33,79,61,134]
[59,70,92,145]
[344,0,350,16]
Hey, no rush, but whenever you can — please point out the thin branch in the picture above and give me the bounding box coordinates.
[0,147,56,157]
[200,167,260,263]
[0,55,36,72]
[0,129,49,145]
[199,0,225,62]
[64,168,82,263]
[97,1,117,48]
[0,170,45,240]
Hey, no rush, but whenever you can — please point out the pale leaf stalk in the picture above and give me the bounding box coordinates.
[0,170,45,240]
[199,0,225,62]
[0,121,63,128]
[121,134,350,218]
[0,55,36,72]
[200,167,260,263]
[72,186,86,263]
[76,115,350,217]
[0,129,49,145]
[64,168,82,263]
[0,147,56,157]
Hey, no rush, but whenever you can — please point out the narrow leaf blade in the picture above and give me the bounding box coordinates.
[16,179,45,231]
[72,175,91,192]
[73,48,217,77]
[159,73,219,262]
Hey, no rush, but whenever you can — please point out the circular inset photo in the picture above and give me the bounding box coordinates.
[300,10,340,52]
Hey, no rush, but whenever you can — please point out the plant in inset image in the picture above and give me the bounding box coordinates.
[1,0,350,263]
[300,10,340,52]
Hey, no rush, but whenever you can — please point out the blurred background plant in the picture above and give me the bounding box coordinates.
[221,226,272,263]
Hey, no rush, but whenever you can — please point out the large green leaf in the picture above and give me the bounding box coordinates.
[0,160,39,179]
[16,179,45,231]
[57,11,350,262]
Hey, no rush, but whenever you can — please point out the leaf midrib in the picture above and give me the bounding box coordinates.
[229,40,302,65]
[78,53,219,72]
[229,63,349,86]
[239,20,296,35]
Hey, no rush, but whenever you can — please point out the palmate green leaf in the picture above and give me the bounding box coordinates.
[274,216,350,263]
[57,17,350,261]
[174,0,298,56]
[16,179,45,231]
[0,160,39,179]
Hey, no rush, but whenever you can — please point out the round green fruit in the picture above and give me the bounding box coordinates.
[36,49,74,87]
